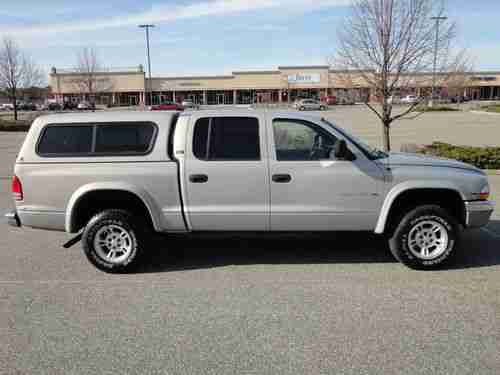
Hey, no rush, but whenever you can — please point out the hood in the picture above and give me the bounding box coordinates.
[377,152,483,173]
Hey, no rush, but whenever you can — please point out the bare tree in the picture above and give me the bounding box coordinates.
[442,52,474,106]
[332,0,466,151]
[0,37,43,120]
[71,47,112,105]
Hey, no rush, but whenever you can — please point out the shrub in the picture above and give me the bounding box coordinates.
[0,119,31,132]
[416,105,460,112]
[480,105,500,113]
[420,142,500,169]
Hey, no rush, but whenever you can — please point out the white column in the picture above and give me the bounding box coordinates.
[172,91,176,102]
[203,91,207,105]
[233,90,237,105]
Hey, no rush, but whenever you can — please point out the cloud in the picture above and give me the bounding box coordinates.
[0,0,350,37]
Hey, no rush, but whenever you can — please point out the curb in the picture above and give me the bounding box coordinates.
[485,170,500,176]
[470,110,500,116]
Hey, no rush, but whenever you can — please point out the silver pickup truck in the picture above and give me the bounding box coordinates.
[5,110,494,272]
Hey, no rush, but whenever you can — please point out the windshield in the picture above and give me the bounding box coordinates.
[321,118,388,160]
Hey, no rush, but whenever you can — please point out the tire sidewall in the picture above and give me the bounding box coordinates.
[390,206,459,269]
[83,211,140,272]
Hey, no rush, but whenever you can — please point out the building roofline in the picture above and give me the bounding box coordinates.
[153,75,234,80]
[233,70,281,75]
[328,69,375,73]
[278,65,330,70]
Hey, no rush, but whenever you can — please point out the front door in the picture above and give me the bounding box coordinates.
[183,115,270,231]
[269,117,385,231]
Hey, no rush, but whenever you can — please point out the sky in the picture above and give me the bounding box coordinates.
[0,0,499,81]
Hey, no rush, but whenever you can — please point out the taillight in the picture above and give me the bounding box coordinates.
[12,175,23,201]
[479,185,490,201]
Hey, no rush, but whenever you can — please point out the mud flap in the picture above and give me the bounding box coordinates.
[62,233,83,249]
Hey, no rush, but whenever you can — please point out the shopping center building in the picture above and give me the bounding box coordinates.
[48,65,500,106]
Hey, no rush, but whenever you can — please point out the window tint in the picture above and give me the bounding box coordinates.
[193,117,260,161]
[38,126,93,155]
[273,119,337,161]
[192,118,210,159]
[95,123,155,154]
[37,122,157,157]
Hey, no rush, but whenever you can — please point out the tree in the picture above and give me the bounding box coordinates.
[333,0,466,151]
[0,37,43,120]
[71,47,112,105]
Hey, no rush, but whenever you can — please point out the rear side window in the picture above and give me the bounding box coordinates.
[37,126,93,155]
[95,124,155,154]
[193,117,260,161]
[37,122,157,157]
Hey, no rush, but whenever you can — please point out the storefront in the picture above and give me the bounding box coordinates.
[49,65,500,106]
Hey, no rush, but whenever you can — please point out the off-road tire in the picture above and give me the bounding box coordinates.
[82,209,149,273]
[388,205,460,270]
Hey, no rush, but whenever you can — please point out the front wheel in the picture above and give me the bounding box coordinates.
[82,209,149,273]
[388,205,460,270]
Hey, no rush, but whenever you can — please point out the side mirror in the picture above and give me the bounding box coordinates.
[334,139,355,161]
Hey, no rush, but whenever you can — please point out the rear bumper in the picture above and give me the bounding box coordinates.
[5,210,21,227]
[464,201,495,228]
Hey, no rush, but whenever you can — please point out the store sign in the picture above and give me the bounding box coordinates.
[287,73,321,84]
[160,81,202,89]
[471,76,497,82]
[179,82,202,87]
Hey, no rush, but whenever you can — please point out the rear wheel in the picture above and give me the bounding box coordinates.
[320,105,326,110]
[82,209,149,273]
[388,205,460,270]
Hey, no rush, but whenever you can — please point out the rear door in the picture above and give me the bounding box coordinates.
[182,114,270,231]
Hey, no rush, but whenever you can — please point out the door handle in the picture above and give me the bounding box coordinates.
[272,174,292,183]
[189,174,208,183]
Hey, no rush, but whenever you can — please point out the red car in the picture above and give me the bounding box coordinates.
[151,101,184,111]
[321,96,337,105]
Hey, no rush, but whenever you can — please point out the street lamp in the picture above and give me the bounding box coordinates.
[430,16,447,107]
[139,24,155,106]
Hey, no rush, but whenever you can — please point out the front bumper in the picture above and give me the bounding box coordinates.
[5,210,21,227]
[464,201,495,228]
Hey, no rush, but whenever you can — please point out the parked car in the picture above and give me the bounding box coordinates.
[151,101,184,111]
[63,101,78,110]
[5,110,494,272]
[18,102,37,111]
[47,102,62,111]
[1,103,14,111]
[181,99,199,110]
[400,95,419,104]
[294,99,326,111]
[337,96,356,105]
[77,101,95,110]
[321,96,337,105]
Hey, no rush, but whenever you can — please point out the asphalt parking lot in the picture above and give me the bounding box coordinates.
[1,107,500,374]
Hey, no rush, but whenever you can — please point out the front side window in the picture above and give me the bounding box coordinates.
[273,119,337,161]
[192,117,260,161]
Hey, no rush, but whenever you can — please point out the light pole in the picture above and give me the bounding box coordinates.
[430,16,447,107]
[139,24,155,106]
